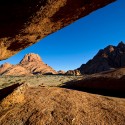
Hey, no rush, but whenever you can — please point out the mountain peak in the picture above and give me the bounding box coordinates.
[20,53,43,64]
[117,41,125,48]
[79,41,125,74]
[0,53,57,75]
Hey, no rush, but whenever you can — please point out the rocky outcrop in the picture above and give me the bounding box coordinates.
[0,84,125,125]
[20,53,43,64]
[104,68,125,78]
[0,63,13,75]
[2,65,31,76]
[19,53,57,75]
[65,70,81,76]
[78,41,125,74]
[0,0,115,60]
[0,53,57,76]
[57,70,66,75]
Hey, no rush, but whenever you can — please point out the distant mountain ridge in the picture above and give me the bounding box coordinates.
[0,53,57,76]
[1,42,125,76]
[78,41,125,74]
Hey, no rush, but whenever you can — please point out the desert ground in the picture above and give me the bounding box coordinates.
[0,74,125,125]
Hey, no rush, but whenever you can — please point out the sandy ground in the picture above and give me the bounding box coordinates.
[0,84,125,125]
[0,75,125,124]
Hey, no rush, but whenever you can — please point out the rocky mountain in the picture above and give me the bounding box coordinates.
[78,41,125,74]
[20,53,42,64]
[19,53,57,75]
[0,53,57,76]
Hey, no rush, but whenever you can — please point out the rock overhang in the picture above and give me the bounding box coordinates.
[0,0,116,60]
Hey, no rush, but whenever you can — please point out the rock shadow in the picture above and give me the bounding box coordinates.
[61,75,125,98]
[0,83,22,101]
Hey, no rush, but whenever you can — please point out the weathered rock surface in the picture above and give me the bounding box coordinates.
[0,84,125,125]
[0,63,13,75]
[0,0,115,60]
[78,41,125,74]
[104,67,125,78]
[0,53,57,75]
[20,53,43,64]
[65,70,81,76]
[57,70,66,75]
[2,65,31,76]
[20,53,57,75]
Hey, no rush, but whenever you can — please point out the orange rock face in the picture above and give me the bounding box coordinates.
[0,53,57,76]
[0,63,13,75]
[20,53,43,64]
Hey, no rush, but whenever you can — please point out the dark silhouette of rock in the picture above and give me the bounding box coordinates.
[78,41,125,74]
[0,0,115,60]
[62,72,125,98]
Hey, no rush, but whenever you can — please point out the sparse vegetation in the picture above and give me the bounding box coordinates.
[0,75,83,89]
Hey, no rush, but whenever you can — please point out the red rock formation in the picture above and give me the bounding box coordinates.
[20,53,43,64]
[2,65,31,76]
[20,53,57,75]
[0,53,57,75]
[0,63,13,75]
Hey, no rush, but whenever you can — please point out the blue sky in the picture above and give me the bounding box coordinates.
[0,0,125,71]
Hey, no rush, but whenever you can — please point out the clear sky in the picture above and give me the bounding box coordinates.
[0,0,125,71]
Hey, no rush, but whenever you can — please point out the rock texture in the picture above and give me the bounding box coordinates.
[57,70,66,75]
[0,53,57,76]
[78,41,125,74]
[20,53,42,64]
[65,70,81,76]
[0,0,115,60]
[2,65,31,76]
[0,84,125,125]
[0,63,13,75]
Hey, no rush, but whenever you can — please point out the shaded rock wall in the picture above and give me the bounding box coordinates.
[0,0,115,60]
[62,67,125,97]
[78,42,125,74]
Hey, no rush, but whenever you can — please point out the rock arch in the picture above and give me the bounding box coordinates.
[0,0,115,60]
